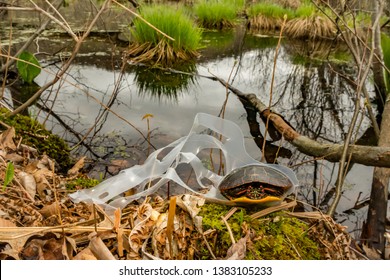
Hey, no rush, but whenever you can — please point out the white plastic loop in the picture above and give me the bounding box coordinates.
[69,113,298,212]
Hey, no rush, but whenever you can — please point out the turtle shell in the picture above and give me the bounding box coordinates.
[218,164,293,204]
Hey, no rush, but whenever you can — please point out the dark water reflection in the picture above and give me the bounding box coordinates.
[3,25,379,234]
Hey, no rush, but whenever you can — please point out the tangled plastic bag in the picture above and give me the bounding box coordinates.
[69,113,298,212]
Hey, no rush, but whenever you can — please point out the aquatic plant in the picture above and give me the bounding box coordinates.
[247,2,294,31]
[127,4,202,66]
[273,0,301,9]
[16,51,41,84]
[284,3,336,39]
[294,2,316,17]
[194,0,239,29]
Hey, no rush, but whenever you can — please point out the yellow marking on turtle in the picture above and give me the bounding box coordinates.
[229,195,282,204]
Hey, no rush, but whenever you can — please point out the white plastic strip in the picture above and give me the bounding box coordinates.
[69,113,298,211]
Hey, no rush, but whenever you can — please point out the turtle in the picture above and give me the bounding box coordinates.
[218,164,294,205]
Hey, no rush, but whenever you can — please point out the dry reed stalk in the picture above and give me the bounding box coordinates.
[285,15,336,39]
[127,40,199,66]
[249,15,283,31]
[250,200,297,219]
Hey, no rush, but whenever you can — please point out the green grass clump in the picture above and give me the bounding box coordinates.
[247,2,294,19]
[128,4,202,66]
[284,2,336,39]
[0,109,73,172]
[294,3,316,18]
[194,0,239,29]
[246,2,294,31]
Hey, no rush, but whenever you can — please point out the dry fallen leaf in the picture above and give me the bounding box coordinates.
[136,203,154,222]
[67,156,86,177]
[88,232,116,260]
[15,235,66,260]
[0,127,16,150]
[108,159,130,175]
[361,243,382,260]
[0,218,17,227]
[225,233,249,260]
[33,169,51,198]
[38,201,60,218]
[176,194,204,218]
[73,247,97,260]
[0,244,20,260]
[37,155,55,170]
[5,153,25,164]
[64,236,77,259]
[129,223,152,253]
[18,171,36,199]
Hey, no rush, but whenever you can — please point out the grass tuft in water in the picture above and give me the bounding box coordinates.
[294,3,316,17]
[194,0,242,29]
[284,3,336,39]
[247,2,294,31]
[127,4,202,66]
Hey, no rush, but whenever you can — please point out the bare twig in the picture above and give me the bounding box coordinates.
[221,216,236,244]
[316,0,381,138]
[202,233,217,259]
[111,0,175,41]
[327,0,384,217]
[262,15,287,160]
[8,0,112,116]
[0,0,65,73]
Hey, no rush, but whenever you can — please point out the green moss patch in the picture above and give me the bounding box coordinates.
[0,109,73,172]
[65,175,100,190]
[198,203,321,259]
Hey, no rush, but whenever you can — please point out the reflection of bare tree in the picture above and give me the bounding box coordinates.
[288,63,359,143]
[239,39,366,146]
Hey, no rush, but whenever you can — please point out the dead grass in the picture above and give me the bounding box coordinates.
[126,40,199,67]
[285,14,336,39]
[274,0,302,9]
[248,15,284,32]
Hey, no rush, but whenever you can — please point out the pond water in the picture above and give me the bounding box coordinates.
[1,2,385,236]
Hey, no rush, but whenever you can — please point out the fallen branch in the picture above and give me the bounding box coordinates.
[152,65,390,168]
[210,75,390,168]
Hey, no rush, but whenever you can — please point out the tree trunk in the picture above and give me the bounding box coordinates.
[362,100,390,255]
[372,1,387,115]
[361,0,389,257]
